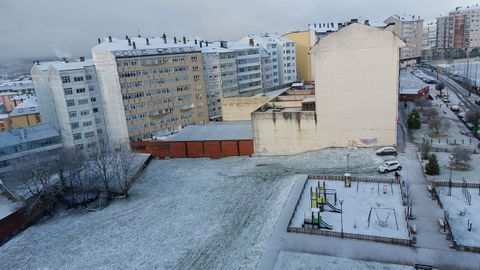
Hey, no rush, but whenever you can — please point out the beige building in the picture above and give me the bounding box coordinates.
[252,23,405,155]
[385,15,423,59]
[92,36,208,143]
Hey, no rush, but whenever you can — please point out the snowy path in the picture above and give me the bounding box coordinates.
[258,143,480,270]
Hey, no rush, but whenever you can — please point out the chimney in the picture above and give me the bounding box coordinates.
[205,41,209,47]
[351,18,358,23]
[162,33,167,44]
[80,56,85,62]
[128,38,131,46]
[364,20,370,26]
[125,35,129,40]
[62,57,68,63]
[249,38,254,46]
[314,23,317,28]
[146,38,150,45]
[338,23,344,29]
[138,34,141,38]
[220,41,227,48]
[183,36,186,44]
[97,38,101,44]
[132,41,136,50]
[200,41,203,48]
[194,39,198,45]
[108,36,112,42]
[174,37,177,44]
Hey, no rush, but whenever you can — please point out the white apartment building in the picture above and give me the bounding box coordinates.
[385,15,424,59]
[31,58,107,150]
[437,5,480,49]
[239,34,297,85]
[423,21,437,50]
[227,42,264,94]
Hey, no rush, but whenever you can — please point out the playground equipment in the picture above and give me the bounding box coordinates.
[310,181,342,213]
[344,173,352,188]
[303,209,333,230]
[367,207,399,230]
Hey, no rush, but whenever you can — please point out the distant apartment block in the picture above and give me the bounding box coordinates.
[385,15,424,59]
[239,34,297,85]
[436,5,480,49]
[92,36,208,143]
[31,58,107,150]
[423,21,437,50]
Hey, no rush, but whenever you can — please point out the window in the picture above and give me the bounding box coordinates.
[76,88,86,94]
[89,86,95,91]
[97,129,103,135]
[191,56,198,61]
[75,144,84,150]
[193,66,199,71]
[66,99,75,107]
[194,75,200,81]
[64,88,73,95]
[86,75,92,80]
[78,99,88,105]
[68,111,77,118]
[80,110,90,116]
[74,76,84,82]
[71,122,79,129]
[83,121,92,127]
[73,133,82,140]
[91,97,97,102]
[61,76,71,84]
[85,131,95,138]
[93,108,99,113]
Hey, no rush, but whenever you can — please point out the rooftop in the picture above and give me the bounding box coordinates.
[163,121,252,141]
[0,124,60,149]
[9,98,38,117]
[34,59,94,71]
[241,33,294,45]
[309,20,386,33]
[388,14,423,22]
[400,69,427,94]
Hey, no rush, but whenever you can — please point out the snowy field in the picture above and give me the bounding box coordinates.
[291,179,409,240]
[421,152,480,184]
[0,148,384,270]
[273,251,412,270]
[437,187,480,248]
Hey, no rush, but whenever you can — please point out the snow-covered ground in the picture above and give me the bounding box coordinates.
[0,148,385,270]
[273,251,412,270]
[291,179,409,239]
[420,152,480,183]
[437,187,480,248]
[0,194,19,220]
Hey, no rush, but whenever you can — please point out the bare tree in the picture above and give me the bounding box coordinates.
[9,154,61,222]
[424,107,439,120]
[55,148,87,206]
[113,143,137,198]
[428,115,450,135]
[465,108,480,131]
[452,146,471,165]
[87,141,115,200]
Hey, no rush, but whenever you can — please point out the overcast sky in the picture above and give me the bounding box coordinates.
[0,0,477,64]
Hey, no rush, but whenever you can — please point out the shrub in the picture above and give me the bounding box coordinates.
[408,110,421,129]
[425,154,440,175]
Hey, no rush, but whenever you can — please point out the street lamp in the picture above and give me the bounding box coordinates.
[346,153,350,173]
[339,199,344,238]
[449,155,454,196]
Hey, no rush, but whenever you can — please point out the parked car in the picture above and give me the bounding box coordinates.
[451,105,460,112]
[426,79,437,84]
[378,160,402,173]
[376,147,397,156]
[442,97,449,103]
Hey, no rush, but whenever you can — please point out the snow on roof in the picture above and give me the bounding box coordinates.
[255,87,290,97]
[34,59,94,71]
[0,194,19,220]
[0,114,9,120]
[453,4,480,12]
[0,124,60,149]
[241,33,294,46]
[387,15,423,22]
[309,20,386,33]
[163,121,252,141]
[0,81,34,92]
[9,98,38,117]
[302,97,316,103]
[400,70,427,94]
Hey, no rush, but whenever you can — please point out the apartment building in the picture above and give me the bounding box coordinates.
[92,36,208,143]
[436,5,480,49]
[239,34,297,85]
[385,15,424,59]
[31,59,106,150]
[423,21,437,50]
[226,42,264,95]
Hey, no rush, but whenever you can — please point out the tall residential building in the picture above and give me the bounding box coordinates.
[92,36,208,143]
[226,42,264,95]
[423,21,437,50]
[436,5,480,49]
[198,41,238,120]
[31,59,107,150]
[239,34,297,85]
[385,15,424,59]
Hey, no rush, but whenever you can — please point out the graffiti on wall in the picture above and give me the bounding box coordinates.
[348,138,378,146]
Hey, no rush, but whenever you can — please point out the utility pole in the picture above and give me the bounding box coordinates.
[466,47,471,96]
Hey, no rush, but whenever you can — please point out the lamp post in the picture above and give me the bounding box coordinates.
[346,153,350,173]
[339,199,344,238]
[449,155,454,196]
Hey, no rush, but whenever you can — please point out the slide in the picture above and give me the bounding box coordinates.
[324,201,342,213]
[320,221,333,230]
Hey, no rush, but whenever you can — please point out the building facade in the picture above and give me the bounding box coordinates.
[92,36,208,143]
[385,15,424,59]
[436,5,480,49]
[239,34,297,85]
[423,21,437,50]
[282,30,316,82]
[31,59,106,150]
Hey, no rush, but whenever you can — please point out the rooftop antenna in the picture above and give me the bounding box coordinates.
[162,33,167,44]
[132,41,136,50]
[97,38,101,44]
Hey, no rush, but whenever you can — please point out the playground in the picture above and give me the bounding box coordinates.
[290,178,409,240]
[436,186,480,249]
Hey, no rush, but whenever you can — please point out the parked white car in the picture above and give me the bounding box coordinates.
[378,160,402,173]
